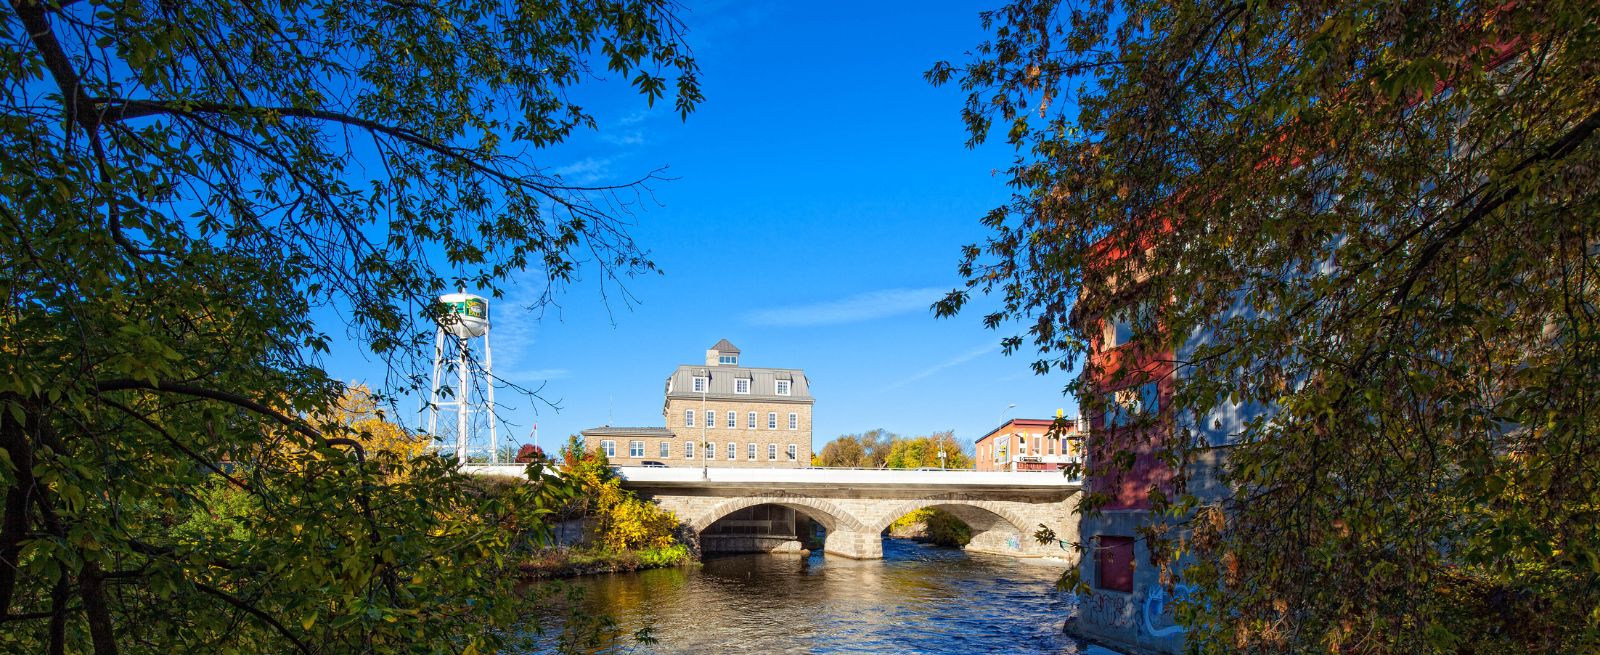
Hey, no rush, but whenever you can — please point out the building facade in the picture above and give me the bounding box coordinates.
[974,417,1087,472]
[581,339,814,468]
[1068,244,1256,654]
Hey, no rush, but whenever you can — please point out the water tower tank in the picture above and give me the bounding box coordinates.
[439,293,489,338]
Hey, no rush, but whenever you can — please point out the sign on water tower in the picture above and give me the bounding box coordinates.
[426,292,499,465]
[440,293,489,338]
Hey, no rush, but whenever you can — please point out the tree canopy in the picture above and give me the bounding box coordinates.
[0,0,699,653]
[933,0,1599,652]
[812,430,972,470]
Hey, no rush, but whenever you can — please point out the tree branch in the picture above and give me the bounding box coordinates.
[193,583,312,655]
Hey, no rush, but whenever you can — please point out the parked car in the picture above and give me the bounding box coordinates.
[640,461,668,468]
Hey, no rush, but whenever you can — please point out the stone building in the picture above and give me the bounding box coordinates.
[581,339,814,468]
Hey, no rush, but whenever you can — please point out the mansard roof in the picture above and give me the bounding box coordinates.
[665,365,812,403]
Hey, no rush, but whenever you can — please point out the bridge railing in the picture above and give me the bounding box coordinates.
[457,463,1083,486]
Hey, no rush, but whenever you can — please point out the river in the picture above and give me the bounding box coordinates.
[527,539,1097,654]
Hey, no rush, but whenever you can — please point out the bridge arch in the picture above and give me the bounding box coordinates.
[869,499,1041,556]
[867,499,1034,536]
[688,494,868,534]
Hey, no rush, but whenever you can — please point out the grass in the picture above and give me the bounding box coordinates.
[519,544,694,578]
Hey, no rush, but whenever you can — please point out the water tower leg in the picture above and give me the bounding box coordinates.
[427,327,443,436]
[485,329,497,464]
[456,336,469,464]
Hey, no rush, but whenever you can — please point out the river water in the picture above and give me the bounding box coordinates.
[528,539,1095,654]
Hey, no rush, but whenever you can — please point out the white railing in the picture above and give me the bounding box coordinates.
[610,465,1080,488]
[458,464,1082,487]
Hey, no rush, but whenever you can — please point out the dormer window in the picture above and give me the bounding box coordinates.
[775,380,791,396]
[734,379,750,394]
[719,354,738,366]
[692,376,707,393]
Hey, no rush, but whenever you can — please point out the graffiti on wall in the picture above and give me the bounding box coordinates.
[1075,591,1137,630]
[1141,583,1197,638]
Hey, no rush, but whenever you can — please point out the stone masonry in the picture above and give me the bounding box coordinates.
[629,481,1081,560]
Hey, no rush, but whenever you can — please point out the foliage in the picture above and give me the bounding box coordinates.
[813,429,972,469]
[556,435,678,552]
[887,508,973,548]
[636,544,691,569]
[811,428,896,467]
[322,385,432,481]
[883,431,973,469]
[932,1,1600,652]
[515,444,548,464]
[0,0,700,652]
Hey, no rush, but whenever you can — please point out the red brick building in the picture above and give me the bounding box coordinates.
[974,417,1086,472]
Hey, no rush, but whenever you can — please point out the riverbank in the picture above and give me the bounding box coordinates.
[518,544,694,578]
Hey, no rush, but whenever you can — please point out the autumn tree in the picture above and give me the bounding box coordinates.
[883,431,973,469]
[554,436,677,552]
[811,429,896,468]
[933,1,1599,652]
[0,0,699,653]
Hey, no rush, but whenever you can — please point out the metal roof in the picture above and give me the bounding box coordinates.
[665,365,812,402]
[579,426,676,437]
[709,338,740,353]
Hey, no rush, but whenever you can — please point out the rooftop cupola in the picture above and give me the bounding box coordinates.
[706,339,740,367]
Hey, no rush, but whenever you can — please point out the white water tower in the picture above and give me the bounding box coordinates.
[426,292,499,464]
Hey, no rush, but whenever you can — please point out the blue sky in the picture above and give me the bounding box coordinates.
[330,1,1082,454]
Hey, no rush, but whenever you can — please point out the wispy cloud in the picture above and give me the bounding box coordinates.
[742,287,946,327]
[600,110,650,146]
[496,368,569,382]
[886,343,1000,390]
[549,157,613,185]
[481,283,559,387]
[618,110,650,126]
[600,131,645,146]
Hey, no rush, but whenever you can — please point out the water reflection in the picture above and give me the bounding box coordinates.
[524,539,1081,654]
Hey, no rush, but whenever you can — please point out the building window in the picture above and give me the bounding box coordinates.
[747,443,756,460]
[719,354,738,365]
[1096,536,1136,593]
[768,444,777,460]
[629,441,644,457]
[705,411,716,429]
[705,441,715,460]
[735,378,751,394]
[726,412,736,429]
[767,412,776,429]
[788,413,798,430]
[1048,438,1056,455]
[684,441,695,459]
[787,444,797,460]
[692,376,707,392]
[727,442,737,459]
[1104,315,1134,349]
[775,379,791,396]
[685,409,695,427]
[1106,382,1160,428]
[600,440,616,457]
[747,412,756,428]
[660,441,670,458]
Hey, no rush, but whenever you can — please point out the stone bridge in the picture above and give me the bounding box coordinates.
[462,465,1080,560]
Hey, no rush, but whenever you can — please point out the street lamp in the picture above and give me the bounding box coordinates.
[937,449,947,470]
[701,368,709,479]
